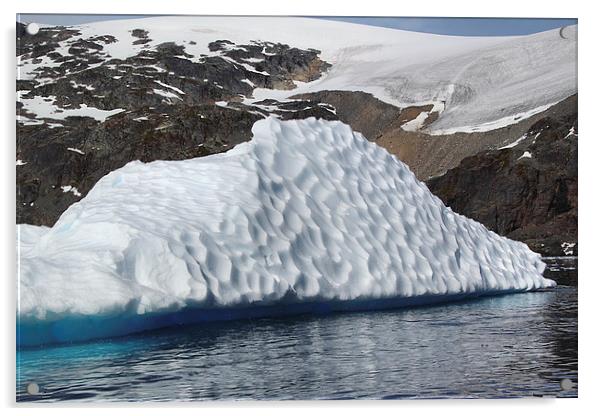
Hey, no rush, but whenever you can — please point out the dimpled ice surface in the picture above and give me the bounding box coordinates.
[17,118,555,346]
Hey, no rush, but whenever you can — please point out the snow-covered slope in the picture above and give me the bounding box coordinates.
[18,16,577,134]
[18,118,554,345]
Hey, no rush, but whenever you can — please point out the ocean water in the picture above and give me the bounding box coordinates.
[16,257,577,402]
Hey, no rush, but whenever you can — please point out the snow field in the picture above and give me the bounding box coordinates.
[18,17,576,134]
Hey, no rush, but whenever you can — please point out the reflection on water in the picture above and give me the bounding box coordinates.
[17,258,577,401]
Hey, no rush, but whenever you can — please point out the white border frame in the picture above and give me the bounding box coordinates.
[3,0,599,414]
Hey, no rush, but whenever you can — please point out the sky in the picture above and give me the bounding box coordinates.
[18,14,577,36]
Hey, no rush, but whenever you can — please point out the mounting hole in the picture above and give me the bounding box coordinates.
[26,23,40,36]
[26,382,40,395]
[560,378,574,391]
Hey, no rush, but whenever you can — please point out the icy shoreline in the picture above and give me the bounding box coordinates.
[19,288,540,347]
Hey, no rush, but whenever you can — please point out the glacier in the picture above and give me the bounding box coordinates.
[18,16,576,135]
[17,118,555,346]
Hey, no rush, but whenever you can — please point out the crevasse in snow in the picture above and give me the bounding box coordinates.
[17,118,555,345]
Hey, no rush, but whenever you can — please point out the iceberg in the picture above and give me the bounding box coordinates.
[17,118,555,346]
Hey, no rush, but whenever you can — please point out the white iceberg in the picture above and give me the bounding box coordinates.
[17,118,555,345]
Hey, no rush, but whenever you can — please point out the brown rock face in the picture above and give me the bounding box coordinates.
[292,90,402,141]
[377,95,578,181]
[426,100,577,256]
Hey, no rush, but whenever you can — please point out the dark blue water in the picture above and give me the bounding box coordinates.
[16,257,577,402]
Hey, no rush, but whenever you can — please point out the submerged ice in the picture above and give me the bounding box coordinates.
[17,118,555,345]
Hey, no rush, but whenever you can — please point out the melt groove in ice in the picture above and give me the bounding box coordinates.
[17,118,554,345]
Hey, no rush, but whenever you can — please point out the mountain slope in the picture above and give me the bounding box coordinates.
[18,17,576,134]
[16,16,577,257]
[427,96,577,256]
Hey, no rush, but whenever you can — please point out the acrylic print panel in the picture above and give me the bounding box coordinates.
[16,14,578,402]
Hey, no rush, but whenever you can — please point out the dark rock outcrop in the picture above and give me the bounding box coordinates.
[17,105,263,226]
[376,95,579,181]
[292,90,402,141]
[427,98,577,256]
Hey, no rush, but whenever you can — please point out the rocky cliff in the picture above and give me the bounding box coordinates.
[426,96,577,256]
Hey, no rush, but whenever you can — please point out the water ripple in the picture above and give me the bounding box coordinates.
[16,259,577,401]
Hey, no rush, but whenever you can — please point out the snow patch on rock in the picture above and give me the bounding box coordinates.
[499,134,527,149]
[60,185,82,197]
[561,242,576,255]
[67,147,85,155]
[401,111,429,132]
[20,95,124,122]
